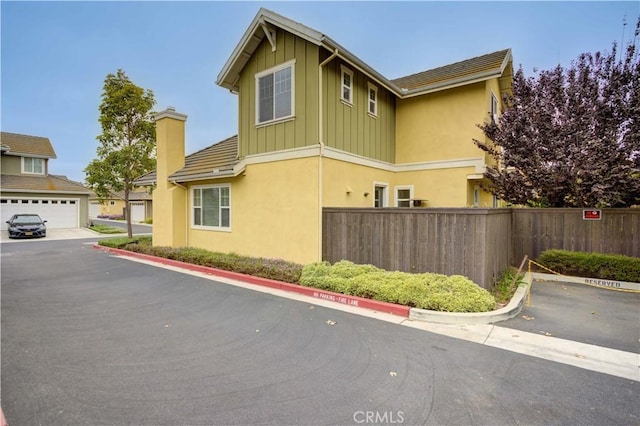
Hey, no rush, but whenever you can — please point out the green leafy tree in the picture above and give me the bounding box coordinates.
[85,69,156,237]
[475,18,640,207]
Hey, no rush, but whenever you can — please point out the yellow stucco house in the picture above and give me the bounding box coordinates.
[89,189,153,222]
[135,8,513,265]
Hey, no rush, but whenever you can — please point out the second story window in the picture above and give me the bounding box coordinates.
[490,93,499,124]
[22,157,44,175]
[256,60,295,125]
[368,83,378,116]
[341,65,353,104]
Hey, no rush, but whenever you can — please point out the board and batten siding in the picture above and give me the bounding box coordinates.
[322,59,396,163]
[238,29,319,158]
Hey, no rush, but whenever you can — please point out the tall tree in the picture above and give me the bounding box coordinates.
[475,18,640,208]
[85,69,156,237]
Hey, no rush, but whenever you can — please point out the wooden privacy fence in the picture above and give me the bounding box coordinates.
[322,208,640,289]
[511,208,640,263]
[323,208,512,288]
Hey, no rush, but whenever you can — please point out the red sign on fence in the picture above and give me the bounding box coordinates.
[583,209,602,220]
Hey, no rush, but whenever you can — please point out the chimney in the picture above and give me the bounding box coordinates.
[153,106,188,247]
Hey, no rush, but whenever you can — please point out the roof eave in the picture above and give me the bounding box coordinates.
[399,68,504,98]
[217,8,324,91]
[169,164,245,184]
[3,151,57,159]
[320,37,403,96]
[0,188,91,195]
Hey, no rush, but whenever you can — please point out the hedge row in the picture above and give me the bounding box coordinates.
[300,260,496,312]
[537,249,640,282]
[100,237,302,283]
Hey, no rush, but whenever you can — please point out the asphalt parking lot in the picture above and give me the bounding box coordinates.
[501,279,640,354]
[2,237,639,425]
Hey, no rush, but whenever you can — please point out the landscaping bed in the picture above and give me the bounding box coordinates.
[98,236,498,313]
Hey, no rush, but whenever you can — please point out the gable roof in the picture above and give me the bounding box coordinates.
[0,174,91,194]
[217,8,512,98]
[0,132,57,158]
[134,135,240,185]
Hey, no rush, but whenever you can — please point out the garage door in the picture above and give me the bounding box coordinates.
[89,201,101,218]
[1,197,80,230]
[130,202,145,223]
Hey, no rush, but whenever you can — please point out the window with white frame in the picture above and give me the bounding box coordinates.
[490,92,499,123]
[192,185,231,229]
[368,83,378,116]
[341,65,353,104]
[395,186,413,207]
[22,157,44,175]
[255,60,295,125]
[373,183,388,208]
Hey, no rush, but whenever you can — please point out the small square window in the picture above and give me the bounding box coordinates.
[42,200,49,204]
[395,187,413,208]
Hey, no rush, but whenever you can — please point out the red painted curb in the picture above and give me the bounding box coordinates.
[94,245,411,317]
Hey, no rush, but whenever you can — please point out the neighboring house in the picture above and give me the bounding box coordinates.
[135,8,513,265]
[89,189,153,222]
[1,132,92,229]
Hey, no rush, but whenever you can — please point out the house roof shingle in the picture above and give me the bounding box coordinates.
[218,8,512,98]
[0,174,91,194]
[0,132,57,158]
[134,135,239,185]
[391,49,512,92]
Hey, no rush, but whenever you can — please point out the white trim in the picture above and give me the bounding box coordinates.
[4,152,52,159]
[154,107,187,122]
[236,145,486,175]
[21,157,45,175]
[190,184,232,232]
[340,65,353,105]
[373,182,389,208]
[490,91,499,123]
[394,185,414,207]
[255,59,296,126]
[367,82,378,117]
[0,189,90,195]
[323,146,486,173]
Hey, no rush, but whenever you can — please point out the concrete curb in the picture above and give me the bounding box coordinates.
[94,244,532,324]
[409,283,529,324]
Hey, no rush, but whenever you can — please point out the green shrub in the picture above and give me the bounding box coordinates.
[300,260,495,312]
[98,236,151,248]
[537,250,640,282]
[98,239,302,283]
[491,267,525,304]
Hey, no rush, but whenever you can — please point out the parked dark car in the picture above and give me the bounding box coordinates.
[5,214,47,239]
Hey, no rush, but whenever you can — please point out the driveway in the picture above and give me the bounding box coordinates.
[0,227,102,243]
[2,238,638,425]
[501,279,640,354]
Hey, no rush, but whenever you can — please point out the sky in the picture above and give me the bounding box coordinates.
[2,1,639,183]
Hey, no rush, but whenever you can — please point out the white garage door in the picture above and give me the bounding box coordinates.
[89,201,101,218]
[1,197,80,230]
[130,202,145,223]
